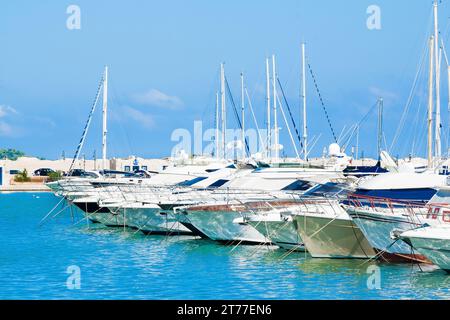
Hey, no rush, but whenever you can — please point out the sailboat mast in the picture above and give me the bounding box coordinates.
[272,55,279,160]
[443,40,450,156]
[428,36,435,168]
[356,125,359,161]
[215,91,220,159]
[377,98,383,158]
[102,65,108,171]
[265,58,271,159]
[240,72,245,159]
[434,0,441,158]
[447,49,450,157]
[220,63,226,160]
[301,42,307,161]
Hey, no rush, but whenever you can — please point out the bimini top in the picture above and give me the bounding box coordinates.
[357,172,446,190]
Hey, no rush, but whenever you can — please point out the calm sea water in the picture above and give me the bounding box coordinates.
[0,192,449,300]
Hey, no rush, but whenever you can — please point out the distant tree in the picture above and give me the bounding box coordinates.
[14,169,31,182]
[0,148,26,160]
[47,171,62,182]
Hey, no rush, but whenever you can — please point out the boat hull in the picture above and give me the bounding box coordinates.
[246,220,305,252]
[294,215,376,259]
[347,207,430,262]
[120,207,192,235]
[401,232,450,271]
[185,210,269,244]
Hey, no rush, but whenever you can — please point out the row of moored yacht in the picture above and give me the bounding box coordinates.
[47,158,450,274]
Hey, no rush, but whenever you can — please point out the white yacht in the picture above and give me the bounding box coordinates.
[399,223,450,273]
[244,208,305,251]
[345,172,447,262]
[179,168,344,244]
[289,182,376,259]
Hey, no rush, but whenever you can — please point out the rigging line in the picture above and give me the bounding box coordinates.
[276,77,303,148]
[390,7,433,152]
[410,82,427,156]
[306,133,322,158]
[224,76,251,157]
[342,100,380,150]
[276,92,300,158]
[202,66,221,136]
[69,75,104,172]
[337,125,349,145]
[306,61,338,143]
[245,88,266,152]
[109,78,134,157]
[341,124,358,151]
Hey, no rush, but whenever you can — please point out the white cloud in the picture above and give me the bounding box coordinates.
[123,106,155,128]
[132,89,183,110]
[0,105,18,118]
[0,105,20,137]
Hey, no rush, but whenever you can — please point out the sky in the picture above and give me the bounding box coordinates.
[0,0,449,160]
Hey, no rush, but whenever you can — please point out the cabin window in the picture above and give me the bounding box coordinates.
[208,179,229,188]
[124,166,131,172]
[141,166,148,171]
[177,177,207,187]
[282,180,312,191]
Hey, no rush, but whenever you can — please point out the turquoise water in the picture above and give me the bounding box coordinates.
[0,192,449,300]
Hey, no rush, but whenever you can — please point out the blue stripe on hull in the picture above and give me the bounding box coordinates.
[353,188,437,202]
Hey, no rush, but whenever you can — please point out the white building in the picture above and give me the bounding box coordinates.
[0,156,169,190]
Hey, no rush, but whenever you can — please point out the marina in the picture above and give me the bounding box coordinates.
[1,1,450,302]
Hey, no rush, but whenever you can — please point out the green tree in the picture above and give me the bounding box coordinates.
[14,169,31,182]
[47,171,62,182]
[0,148,26,160]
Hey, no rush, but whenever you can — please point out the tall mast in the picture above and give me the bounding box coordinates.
[301,42,307,161]
[220,63,226,159]
[272,55,279,160]
[433,0,441,158]
[215,91,220,159]
[446,47,450,157]
[428,36,435,168]
[377,98,383,159]
[265,58,271,159]
[442,40,450,156]
[356,125,359,161]
[102,65,108,170]
[240,72,245,159]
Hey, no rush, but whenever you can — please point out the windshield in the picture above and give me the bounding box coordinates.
[303,183,349,198]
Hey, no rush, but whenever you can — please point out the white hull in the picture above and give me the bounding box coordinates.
[295,214,376,259]
[347,206,428,257]
[185,210,269,244]
[401,226,450,272]
[110,205,192,235]
[286,201,376,259]
[246,215,305,251]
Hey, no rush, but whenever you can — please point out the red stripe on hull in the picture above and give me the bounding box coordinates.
[375,250,432,264]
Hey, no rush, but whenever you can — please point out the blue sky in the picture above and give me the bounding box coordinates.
[0,0,449,159]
